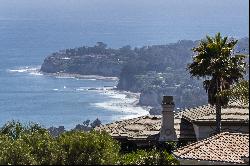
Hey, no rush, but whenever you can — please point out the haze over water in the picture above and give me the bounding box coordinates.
[0,0,248,129]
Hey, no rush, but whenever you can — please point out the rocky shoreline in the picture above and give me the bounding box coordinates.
[46,84,151,136]
[40,39,249,114]
[40,70,151,124]
[40,71,119,81]
[41,70,151,114]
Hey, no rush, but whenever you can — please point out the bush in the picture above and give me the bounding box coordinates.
[57,130,120,165]
[0,120,47,140]
[0,121,63,165]
[0,121,180,165]
[119,149,179,165]
[0,134,36,165]
[21,131,65,165]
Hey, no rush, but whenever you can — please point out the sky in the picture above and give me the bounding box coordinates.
[0,0,248,22]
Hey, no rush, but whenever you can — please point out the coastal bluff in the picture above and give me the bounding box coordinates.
[40,38,249,111]
[41,53,123,77]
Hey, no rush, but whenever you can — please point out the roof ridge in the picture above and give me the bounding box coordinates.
[223,132,249,136]
[180,104,215,122]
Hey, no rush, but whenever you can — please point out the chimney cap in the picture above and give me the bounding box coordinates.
[162,96,174,105]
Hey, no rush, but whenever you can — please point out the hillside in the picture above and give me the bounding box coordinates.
[40,38,249,113]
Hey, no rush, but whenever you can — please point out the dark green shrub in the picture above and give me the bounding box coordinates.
[57,130,120,165]
[0,120,46,140]
[21,131,65,165]
[0,121,180,165]
[0,121,62,165]
[119,149,179,165]
[0,134,36,165]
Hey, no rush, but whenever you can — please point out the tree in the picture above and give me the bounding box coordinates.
[57,131,120,165]
[83,119,91,127]
[0,121,63,165]
[187,33,246,133]
[0,134,37,165]
[0,121,120,165]
[0,120,47,140]
[218,80,249,105]
[119,148,179,165]
[90,118,102,128]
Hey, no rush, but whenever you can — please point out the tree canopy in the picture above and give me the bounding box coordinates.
[0,121,179,165]
[218,80,249,105]
[187,32,247,133]
[188,32,246,106]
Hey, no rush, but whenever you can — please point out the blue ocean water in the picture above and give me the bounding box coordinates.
[0,0,248,129]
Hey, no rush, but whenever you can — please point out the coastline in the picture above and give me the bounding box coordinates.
[7,66,150,128]
[45,71,150,122]
[41,72,119,81]
[92,89,150,120]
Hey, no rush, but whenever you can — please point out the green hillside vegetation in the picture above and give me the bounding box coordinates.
[41,38,249,110]
[0,121,179,165]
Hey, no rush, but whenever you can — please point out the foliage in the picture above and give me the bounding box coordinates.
[90,118,102,128]
[187,32,247,133]
[0,134,36,165]
[42,38,248,109]
[0,121,120,165]
[57,130,120,165]
[21,131,65,165]
[119,149,179,165]
[0,121,63,165]
[82,119,91,126]
[0,120,46,140]
[0,121,181,165]
[187,32,247,106]
[165,141,178,153]
[218,80,249,105]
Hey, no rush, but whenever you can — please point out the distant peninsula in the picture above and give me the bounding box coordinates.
[40,38,249,114]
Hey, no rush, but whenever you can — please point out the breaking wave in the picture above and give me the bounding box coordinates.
[7,66,42,76]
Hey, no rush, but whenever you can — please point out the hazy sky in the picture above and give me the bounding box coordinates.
[0,0,248,48]
[0,0,248,22]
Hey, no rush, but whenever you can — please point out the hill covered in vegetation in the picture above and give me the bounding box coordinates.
[40,38,249,112]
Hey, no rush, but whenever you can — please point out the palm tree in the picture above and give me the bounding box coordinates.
[187,32,246,133]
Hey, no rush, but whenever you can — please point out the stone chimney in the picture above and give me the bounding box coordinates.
[159,96,177,141]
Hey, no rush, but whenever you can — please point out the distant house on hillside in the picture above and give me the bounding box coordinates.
[95,96,249,148]
[173,132,249,165]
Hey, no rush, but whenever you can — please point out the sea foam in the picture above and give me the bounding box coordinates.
[92,89,149,120]
[7,66,42,76]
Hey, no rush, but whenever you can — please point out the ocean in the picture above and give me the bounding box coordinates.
[0,0,248,129]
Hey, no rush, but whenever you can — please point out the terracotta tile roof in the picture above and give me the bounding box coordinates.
[173,132,249,164]
[179,104,249,123]
[95,114,196,141]
[95,102,248,141]
[95,115,162,140]
[227,100,249,108]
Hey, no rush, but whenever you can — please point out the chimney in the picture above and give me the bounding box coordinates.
[159,96,177,142]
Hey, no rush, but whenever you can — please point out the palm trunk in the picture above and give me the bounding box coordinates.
[215,77,222,134]
[215,99,221,133]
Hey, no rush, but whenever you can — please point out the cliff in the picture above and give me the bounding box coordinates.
[41,53,123,77]
[40,38,249,113]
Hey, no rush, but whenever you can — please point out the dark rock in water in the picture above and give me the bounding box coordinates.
[87,88,98,90]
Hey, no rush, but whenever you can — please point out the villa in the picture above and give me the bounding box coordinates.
[95,96,249,147]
